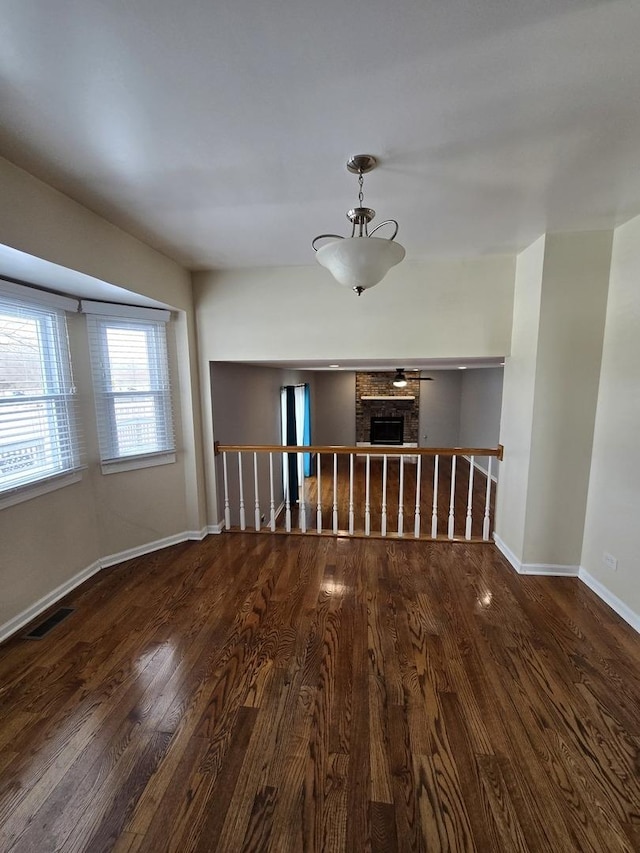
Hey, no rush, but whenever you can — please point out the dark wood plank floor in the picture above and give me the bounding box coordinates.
[1,534,639,851]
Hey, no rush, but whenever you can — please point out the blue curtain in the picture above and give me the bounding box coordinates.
[303,384,311,476]
[281,383,312,502]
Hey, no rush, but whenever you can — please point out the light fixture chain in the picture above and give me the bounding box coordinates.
[358,171,364,207]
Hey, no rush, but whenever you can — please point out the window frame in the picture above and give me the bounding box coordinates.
[0,288,82,506]
[87,312,176,472]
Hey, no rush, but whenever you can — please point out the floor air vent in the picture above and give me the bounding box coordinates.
[24,607,74,639]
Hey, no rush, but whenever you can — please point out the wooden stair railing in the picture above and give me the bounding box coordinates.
[215,443,503,542]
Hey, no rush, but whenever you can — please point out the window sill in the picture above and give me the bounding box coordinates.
[0,470,84,511]
[101,452,176,475]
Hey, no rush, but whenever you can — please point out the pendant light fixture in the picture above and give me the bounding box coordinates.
[312,155,405,295]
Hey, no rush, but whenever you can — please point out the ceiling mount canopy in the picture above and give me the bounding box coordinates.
[312,155,405,296]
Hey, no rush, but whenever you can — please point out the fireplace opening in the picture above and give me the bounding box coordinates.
[370,416,404,445]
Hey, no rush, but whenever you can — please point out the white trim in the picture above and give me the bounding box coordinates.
[208,521,225,534]
[578,568,640,635]
[100,532,194,568]
[80,300,171,322]
[0,559,102,644]
[0,278,79,312]
[492,534,579,576]
[493,533,522,571]
[275,500,285,520]
[520,563,579,577]
[186,527,209,541]
[0,470,83,511]
[0,528,214,642]
[101,452,176,475]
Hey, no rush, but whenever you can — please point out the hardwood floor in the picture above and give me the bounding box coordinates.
[1,534,639,851]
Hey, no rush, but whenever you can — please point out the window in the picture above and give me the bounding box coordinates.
[0,290,81,496]
[87,311,174,467]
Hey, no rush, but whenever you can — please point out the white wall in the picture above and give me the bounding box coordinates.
[193,257,515,362]
[0,156,206,635]
[495,237,545,562]
[496,232,612,569]
[523,232,612,566]
[581,215,640,620]
[313,372,356,445]
[459,367,504,476]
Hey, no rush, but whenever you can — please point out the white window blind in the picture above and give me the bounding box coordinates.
[87,314,175,463]
[0,292,82,495]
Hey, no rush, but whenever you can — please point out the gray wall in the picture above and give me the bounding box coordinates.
[459,367,504,476]
[210,362,314,525]
[418,370,463,447]
[314,372,356,445]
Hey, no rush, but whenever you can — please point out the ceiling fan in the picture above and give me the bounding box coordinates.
[392,368,434,388]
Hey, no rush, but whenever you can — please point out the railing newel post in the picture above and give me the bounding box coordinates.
[364,453,371,536]
[448,455,456,540]
[465,455,474,540]
[483,456,492,541]
[332,453,338,534]
[414,453,421,538]
[269,452,276,532]
[284,450,291,532]
[238,452,246,531]
[381,454,388,537]
[316,452,322,533]
[431,454,439,539]
[348,453,355,536]
[398,455,404,537]
[222,451,231,531]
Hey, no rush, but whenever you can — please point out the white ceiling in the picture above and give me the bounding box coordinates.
[2,0,640,271]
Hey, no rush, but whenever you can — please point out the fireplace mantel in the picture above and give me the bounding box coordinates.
[360,395,416,401]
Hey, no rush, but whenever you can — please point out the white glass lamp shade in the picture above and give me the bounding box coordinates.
[315,236,405,292]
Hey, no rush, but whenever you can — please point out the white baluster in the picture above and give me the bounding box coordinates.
[381,454,388,537]
[448,455,457,539]
[298,452,306,533]
[269,452,276,532]
[465,455,474,540]
[253,452,261,530]
[398,456,404,537]
[238,452,246,531]
[316,453,322,533]
[284,452,291,533]
[364,453,371,536]
[431,454,439,539]
[348,453,355,535]
[222,451,231,531]
[332,453,338,534]
[483,456,492,541]
[414,454,422,538]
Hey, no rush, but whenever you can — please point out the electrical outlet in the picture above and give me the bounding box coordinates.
[603,552,618,571]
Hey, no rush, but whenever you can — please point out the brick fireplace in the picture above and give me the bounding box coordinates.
[355,372,420,444]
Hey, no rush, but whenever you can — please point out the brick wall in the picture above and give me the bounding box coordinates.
[355,372,420,443]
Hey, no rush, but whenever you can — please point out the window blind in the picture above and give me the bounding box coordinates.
[0,292,82,494]
[87,315,175,463]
